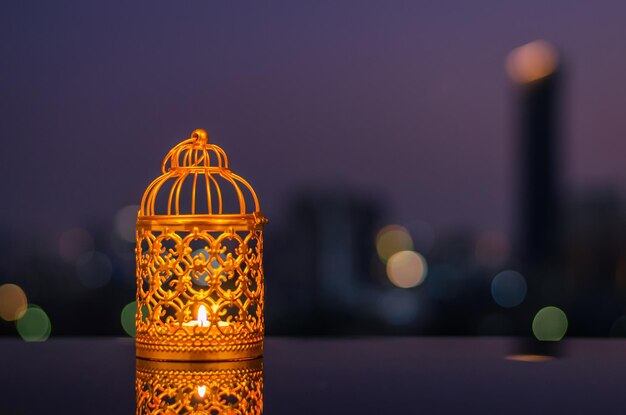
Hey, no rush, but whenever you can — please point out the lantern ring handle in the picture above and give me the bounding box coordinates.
[191,129,209,145]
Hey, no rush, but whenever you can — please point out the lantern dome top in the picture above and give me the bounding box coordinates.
[138,129,265,225]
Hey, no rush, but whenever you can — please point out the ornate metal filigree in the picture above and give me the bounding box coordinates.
[136,129,267,361]
[136,358,263,414]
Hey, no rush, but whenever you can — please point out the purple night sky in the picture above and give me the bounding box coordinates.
[3,1,626,240]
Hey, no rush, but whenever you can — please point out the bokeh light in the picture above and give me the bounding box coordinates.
[76,251,113,289]
[386,250,427,288]
[58,228,94,262]
[475,230,509,268]
[115,205,140,243]
[532,306,568,341]
[0,283,28,321]
[376,225,413,262]
[506,40,559,84]
[490,270,527,308]
[16,305,51,342]
[121,301,137,337]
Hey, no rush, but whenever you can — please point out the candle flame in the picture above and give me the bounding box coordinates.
[197,305,208,327]
[197,385,206,398]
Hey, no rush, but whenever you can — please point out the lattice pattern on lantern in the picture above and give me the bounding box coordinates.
[136,129,267,361]
[136,358,263,414]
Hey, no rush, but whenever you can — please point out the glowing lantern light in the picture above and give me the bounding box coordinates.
[135,129,267,361]
[197,305,208,327]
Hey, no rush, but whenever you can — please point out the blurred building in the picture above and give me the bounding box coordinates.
[265,187,384,335]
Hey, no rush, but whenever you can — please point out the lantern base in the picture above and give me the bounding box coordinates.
[136,341,263,362]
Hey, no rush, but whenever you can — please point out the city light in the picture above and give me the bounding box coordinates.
[386,250,427,288]
[506,40,559,84]
[0,283,28,321]
[376,225,413,263]
[121,301,137,337]
[490,270,527,308]
[532,306,568,341]
[16,305,51,342]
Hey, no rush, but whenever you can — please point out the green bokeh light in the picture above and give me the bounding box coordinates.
[16,305,51,342]
[121,301,137,337]
[532,306,568,341]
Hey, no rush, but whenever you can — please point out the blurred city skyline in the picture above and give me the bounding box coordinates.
[3,1,626,340]
[4,1,626,238]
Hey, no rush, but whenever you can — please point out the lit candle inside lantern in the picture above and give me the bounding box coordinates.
[197,304,209,327]
[197,385,206,398]
[182,304,228,328]
[183,304,210,327]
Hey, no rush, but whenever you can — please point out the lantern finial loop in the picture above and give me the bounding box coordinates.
[191,128,209,145]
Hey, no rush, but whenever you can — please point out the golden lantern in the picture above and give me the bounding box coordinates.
[136,358,263,414]
[136,129,267,361]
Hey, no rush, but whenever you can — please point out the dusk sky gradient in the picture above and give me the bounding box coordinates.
[3,1,626,241]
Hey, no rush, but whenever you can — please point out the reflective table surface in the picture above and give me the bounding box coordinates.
[1,337,625,414]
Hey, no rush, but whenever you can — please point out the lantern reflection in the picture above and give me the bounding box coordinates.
[136,358,263,414]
